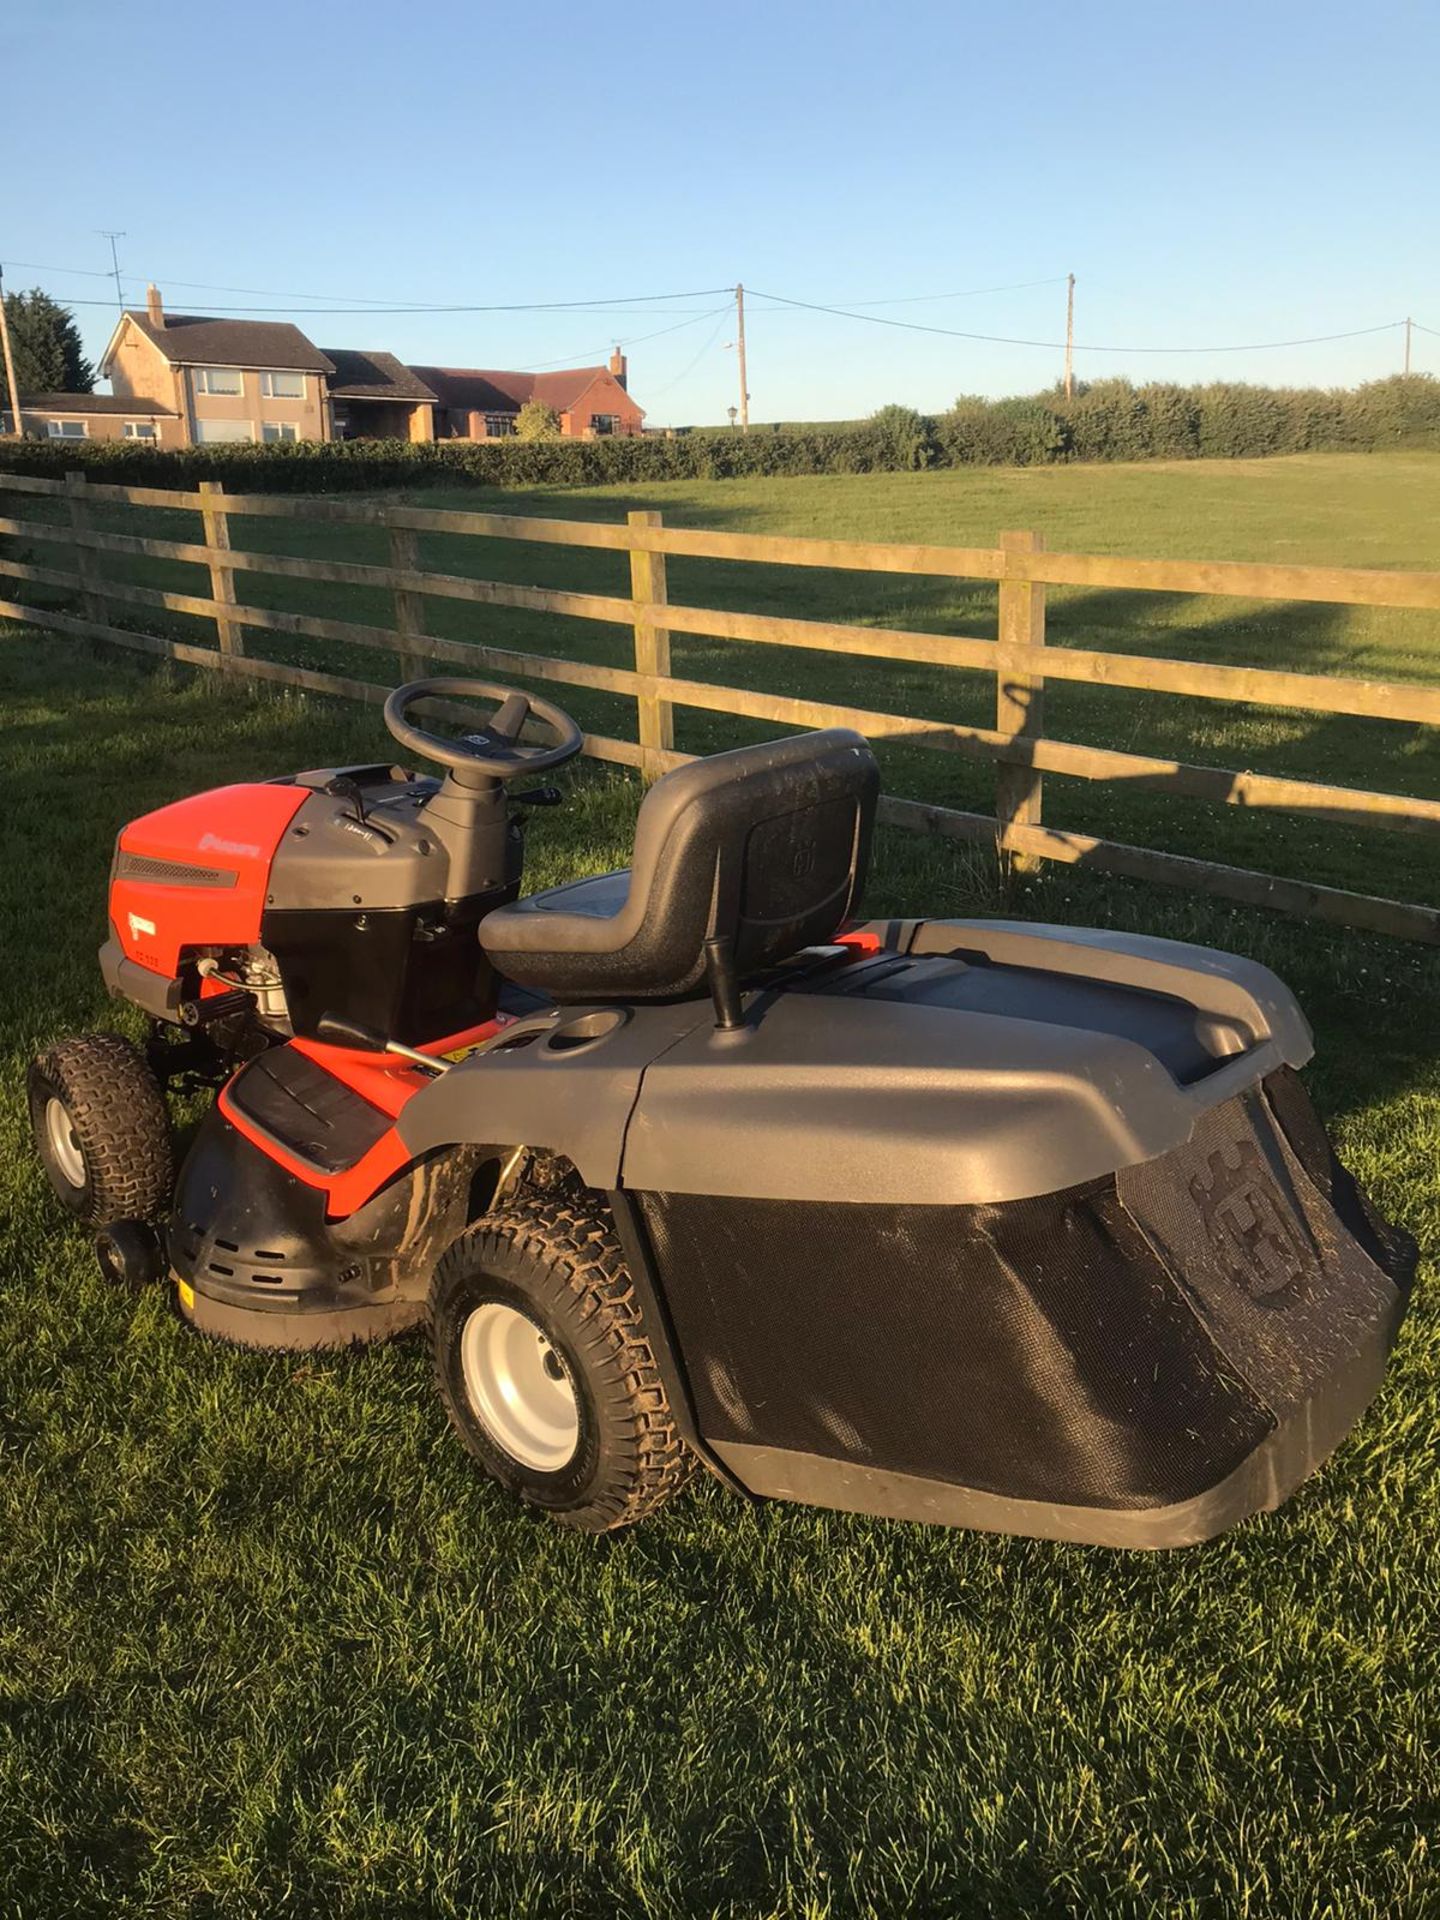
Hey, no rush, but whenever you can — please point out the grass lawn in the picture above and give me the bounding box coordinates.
[1,452,1439,1916]
[5,448,1440,906]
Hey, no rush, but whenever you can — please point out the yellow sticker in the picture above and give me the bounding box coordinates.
[177,1278,195,1312]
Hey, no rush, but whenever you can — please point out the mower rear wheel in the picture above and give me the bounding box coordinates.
[27,1034,172,1227]
[429,1201,695,1532]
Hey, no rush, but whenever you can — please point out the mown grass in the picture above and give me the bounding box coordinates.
[1,621,1438,1917]
[0,456,1436,1912]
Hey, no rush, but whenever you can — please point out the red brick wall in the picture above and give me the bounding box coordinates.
[563,372,645,437]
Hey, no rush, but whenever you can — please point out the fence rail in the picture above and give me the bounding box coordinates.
[2,467,1439,944]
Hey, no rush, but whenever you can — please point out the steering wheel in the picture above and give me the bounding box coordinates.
[383,676,584,780]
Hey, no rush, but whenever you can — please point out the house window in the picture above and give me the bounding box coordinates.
[123,421,157,440]
[261,422,299,444]
[260,370,304,399]
[46,419,88,439]
[590,413,619,436]
[194,367,243,395]
[195,419,255,444]
[485,414,515,437]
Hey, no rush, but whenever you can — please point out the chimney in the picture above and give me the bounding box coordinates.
[609,345,627,391]
[146,283,164,328]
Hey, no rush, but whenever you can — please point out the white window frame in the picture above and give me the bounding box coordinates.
[195,419,257,445]
[46,418,89,439]
[590,413,620,436]
[261,421,299,444]
[260,370,305,399]
[123,421,158,441]
[194,366,243,396]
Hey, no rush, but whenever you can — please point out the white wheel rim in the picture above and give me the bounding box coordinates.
[459,1301,580,1472]
[45,1096,86,1188]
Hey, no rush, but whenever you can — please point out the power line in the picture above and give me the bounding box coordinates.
[805,273,1071,310]
[39,286,736,317]
[640,305,736,401]
[9,251,1427,360]
[9,257,1070,316]
[2,258,117,278]
[2,258,733,315]
[3,257,717,313]
[96,233,126,312]
[5,257,490,306]
[747,286,1407,354]
[518,302,734,372]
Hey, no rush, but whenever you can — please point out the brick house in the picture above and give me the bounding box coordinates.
[322,350,437,442]
[98,286,336,445]
[15,284,646,446]
[5,391,180,444]
[411,351,645,439]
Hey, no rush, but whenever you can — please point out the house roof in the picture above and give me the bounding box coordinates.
[20,391,177,416]
[116,312,335,374]
[409,364,632,416]
[322,349,438,403]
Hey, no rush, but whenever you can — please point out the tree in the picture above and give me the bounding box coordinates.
[4,289,96,394]
[863,403,936,470]
[513,400,561,441]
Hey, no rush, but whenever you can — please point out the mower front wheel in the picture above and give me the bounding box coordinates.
[27,1034,173,1227]
[429,1201,695,1532]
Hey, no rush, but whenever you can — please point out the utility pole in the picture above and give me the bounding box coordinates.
[0,266,23,437]
[1063,273,1075,401]
[735,283,750,431]
[98,230,126,311]
[1404,316,1413,376]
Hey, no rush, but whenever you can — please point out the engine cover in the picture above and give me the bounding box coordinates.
[108,783,308,980]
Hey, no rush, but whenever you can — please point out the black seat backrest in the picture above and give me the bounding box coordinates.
[483,729,879,1000]
[650,728,879,990]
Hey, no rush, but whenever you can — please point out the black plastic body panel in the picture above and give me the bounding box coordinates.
[388,913,1412,1543]
[636,1071,1412,1544]
[170,1108,476,1338]
[261,767,524,1045]
[623,939,1309,1208]
[405,918,1316,1208]
[262,893,509,1046]
[398,998,711,1190]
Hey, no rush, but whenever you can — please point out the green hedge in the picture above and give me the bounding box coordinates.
[3,376,1436,492]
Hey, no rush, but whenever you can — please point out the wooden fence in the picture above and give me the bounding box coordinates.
[3,468,1440,942]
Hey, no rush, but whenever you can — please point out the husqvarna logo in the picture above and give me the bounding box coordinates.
[198,831,261,860]
[1188,1141,1314,1303]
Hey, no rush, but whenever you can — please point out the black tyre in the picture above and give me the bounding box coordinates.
[27,1033,173,1227]
[94,1219,165,1291]
[429,1201,695,1532]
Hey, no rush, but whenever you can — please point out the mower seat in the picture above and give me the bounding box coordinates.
[480,729,879,1000]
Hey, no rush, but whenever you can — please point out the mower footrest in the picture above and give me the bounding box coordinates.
[226,1047,391,1174]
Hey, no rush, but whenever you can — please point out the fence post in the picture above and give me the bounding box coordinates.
[627,508,673,775]
[389,525,428,683]
[994,528,1046,873]
[198,480,242,658]
[63,470,106,628]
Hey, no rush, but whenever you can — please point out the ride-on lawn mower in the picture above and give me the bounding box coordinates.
[29,677,1417,1545]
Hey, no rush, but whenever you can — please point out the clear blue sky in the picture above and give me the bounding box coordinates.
[4,0,1436,424]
